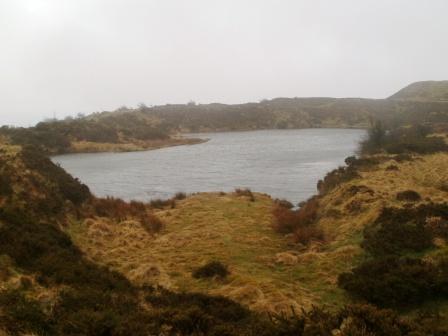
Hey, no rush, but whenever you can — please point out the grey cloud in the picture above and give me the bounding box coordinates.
[1,0,447,126]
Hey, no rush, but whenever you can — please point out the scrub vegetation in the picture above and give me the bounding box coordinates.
[2,81,448,334]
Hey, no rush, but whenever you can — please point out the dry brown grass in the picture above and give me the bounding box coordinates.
[66,153,448,314]
[70,137,206,154]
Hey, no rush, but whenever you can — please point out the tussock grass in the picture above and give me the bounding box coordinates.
[67,153,448,314]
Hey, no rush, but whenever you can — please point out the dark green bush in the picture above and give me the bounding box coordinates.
[21,145,90,207]
[0,289,50,335]
[193,261,229,279]
[363,204,448,256]
[361,122,448,155]
[338,257,438,307]
[317,166,360,195]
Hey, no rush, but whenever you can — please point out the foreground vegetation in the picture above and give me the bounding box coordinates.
[2,81,448,334]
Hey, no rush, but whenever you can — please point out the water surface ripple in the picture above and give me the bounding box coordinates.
[53,129,365,204]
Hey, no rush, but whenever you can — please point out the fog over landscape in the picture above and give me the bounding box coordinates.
[1,0,448,126]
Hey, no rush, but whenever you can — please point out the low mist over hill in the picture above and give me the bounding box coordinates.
[2,81,448,154]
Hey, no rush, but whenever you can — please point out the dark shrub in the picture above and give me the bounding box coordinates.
[174,191,187,200]
[150,198,176,209]
[293,225,325,245]
[235,188,255,201]
[361,122,448,155]
[362,206,435,256]
[21,145,90,206]
[272,196,319,235]
[317,166,360,195]
[274,199,294,209]
[193,261,229,279]
[346,185,374,197]
[0,289,50,335]
[386,164,399,171]
[140,213,164,233]
[393,153,413,162]
[338,257,438,307]
[396,190,422,202]
[0,170,12,196]
[272,206,299,233]
[338,304,412,335]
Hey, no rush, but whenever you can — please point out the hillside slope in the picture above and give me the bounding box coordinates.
[3,81,448,154]
[0,144,275,335]
[67,150,448,317]
[2,137,448,333]
[389,80,448,101]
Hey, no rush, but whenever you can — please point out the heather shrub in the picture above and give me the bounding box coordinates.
[0,170,12,196]
[274,198,294,209]
[363,204,448,256]
[150,197,176,209]
[272,206,300,233]
[193,261,229,279]
[361,122,448,155]
[293,225,325,245]
[386,164,399,171]
[272,196,319,234]
[338,257,438,307]
[0,289,49,335]
[21,145,90,206]
[317,166,360,195]
[88,197,156,226]
[174,191,187,200]
[140,213,164,233]
[338,304,412,335]
[235,188,255,201]
[396,190,422,202]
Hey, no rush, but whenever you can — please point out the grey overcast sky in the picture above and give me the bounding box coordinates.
[1,0,448,126]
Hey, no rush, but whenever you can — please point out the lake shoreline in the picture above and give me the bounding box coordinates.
[63,137,208,155]
[53,129,365,204]
[57,126,366,155]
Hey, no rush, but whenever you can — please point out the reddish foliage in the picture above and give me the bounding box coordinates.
[293,226,324,245]
[84,197,164,233]
[272,196,323,244]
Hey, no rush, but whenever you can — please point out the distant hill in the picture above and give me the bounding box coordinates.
[0,110,202,154]
[389,80,448,101]
[3,81,448,154]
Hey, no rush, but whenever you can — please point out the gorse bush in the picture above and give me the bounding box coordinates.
[193,261,229,279]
